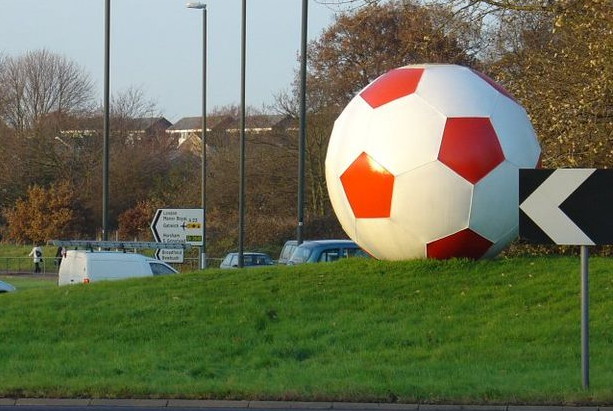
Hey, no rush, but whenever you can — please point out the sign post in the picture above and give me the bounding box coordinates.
[150,209,204,265]
[520,168,613,389]
[580,246,589,389]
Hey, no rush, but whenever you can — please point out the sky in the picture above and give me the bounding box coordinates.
[0,0,341,122]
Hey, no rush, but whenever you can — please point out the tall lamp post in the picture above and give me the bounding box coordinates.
[238,0,247,268]
[187,1,208,269]
[102,0,110,241]
[297,0,308,245]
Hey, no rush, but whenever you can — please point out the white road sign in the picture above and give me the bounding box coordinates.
[520,169,613,246]
[155,248,185,263]
[150,208,204,246]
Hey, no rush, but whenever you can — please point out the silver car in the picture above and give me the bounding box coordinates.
[0,280,16,293]
[278,240,300,265]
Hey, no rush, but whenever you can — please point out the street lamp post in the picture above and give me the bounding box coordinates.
[297,0,308,245]
[187,1,208,269]
[238,0,246,268]
[102,0,110,241]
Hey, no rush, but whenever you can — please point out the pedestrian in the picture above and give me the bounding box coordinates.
[29,244,43,273]
[55,246,65,267]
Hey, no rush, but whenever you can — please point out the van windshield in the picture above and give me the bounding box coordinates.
[150,262,176,275]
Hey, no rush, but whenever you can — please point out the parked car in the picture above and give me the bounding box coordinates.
[58,250,178,286]
[219,252,275,269]
[0,280,16,293]
[278,240,302,265]
[287,239,370,265]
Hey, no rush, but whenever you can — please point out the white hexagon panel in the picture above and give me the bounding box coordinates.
[325,64,542,260]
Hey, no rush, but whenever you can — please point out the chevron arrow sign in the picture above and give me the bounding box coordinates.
[519,169,613,245]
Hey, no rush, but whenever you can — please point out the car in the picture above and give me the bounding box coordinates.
[287,239,370,265]
[219,252,274,269]
[0,280,16,293]
[278,240,301,265]
[278,239,318,264]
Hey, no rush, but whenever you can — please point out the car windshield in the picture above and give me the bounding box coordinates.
[244,254,271,266]
[279,245,296,261]
[289,247,312,263]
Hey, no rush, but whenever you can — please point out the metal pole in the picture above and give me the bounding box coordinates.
[297,0,308,245]
[201,5,208,269]
[238,0,246,268]
[580,245,590,389]
[186,3,208,268]
[102,0,110,241]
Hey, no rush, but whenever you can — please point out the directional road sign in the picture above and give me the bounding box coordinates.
[150,208,204,246]
[155,248,185,263]
[519,169,613,245]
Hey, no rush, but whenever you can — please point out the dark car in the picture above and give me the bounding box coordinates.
[219,252,274,269]
[287,239,369,265]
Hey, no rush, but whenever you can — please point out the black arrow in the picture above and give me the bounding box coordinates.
[559,169,613,245]
[151,209,162,242]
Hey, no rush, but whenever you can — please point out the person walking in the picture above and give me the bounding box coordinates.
[55,246,66,267]
[29,244,43,273]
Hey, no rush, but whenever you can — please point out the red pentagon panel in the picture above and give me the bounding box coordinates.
[438,117,504,184]
[340,152,395,218]
[360,68,424,108]
[470,69,518,103]
[426,229,493,260]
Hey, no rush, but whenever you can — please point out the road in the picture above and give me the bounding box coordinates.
[0,408,276,411]
[0,399,602,411]
[0,399,387,411]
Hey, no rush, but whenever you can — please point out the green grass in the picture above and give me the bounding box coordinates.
[0,256,611,403]
[0,274,56,291]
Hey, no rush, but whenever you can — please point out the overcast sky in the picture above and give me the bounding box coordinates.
[0,0,339,122]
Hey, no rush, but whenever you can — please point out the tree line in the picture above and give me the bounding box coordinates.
[0,0,610,257]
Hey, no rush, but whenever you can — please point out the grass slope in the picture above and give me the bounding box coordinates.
[0,257,611,403]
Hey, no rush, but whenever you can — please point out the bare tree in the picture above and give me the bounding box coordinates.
[0,50,95,213]
[0,53,7,118]
[109,86,159,145]
[0,49,95,133]
[95,86,172,231]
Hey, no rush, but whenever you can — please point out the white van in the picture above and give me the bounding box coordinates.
[58,250,178,286]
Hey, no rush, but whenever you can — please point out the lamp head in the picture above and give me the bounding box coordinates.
[186,2,206,9]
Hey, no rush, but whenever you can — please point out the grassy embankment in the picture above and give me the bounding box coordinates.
[0,256,611,404]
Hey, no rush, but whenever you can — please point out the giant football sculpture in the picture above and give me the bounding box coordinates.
[325,64,541,260]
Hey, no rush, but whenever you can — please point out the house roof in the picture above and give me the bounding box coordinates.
[59,116,171,134]
[226,114,295,132]
[168,114,296,133]
[130,117,172,131]
[167,115,234,132]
